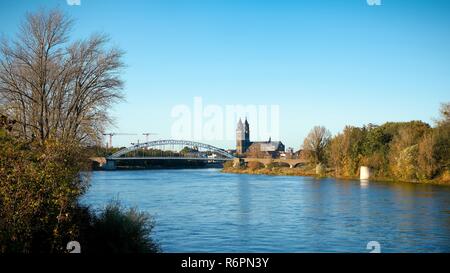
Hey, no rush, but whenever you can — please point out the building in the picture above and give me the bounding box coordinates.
[236,118,285,158]
[236,118,250,154]
[280,147,295,159]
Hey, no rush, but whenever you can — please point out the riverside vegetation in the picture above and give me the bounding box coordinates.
[0,10,159,253]
[224,103,450,185]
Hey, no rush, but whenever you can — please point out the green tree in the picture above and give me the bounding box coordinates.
[340,126,366,177]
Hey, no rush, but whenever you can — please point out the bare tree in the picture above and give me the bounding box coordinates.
[302,126,331,164]
[437,102,450,127]
[0,9,124,144]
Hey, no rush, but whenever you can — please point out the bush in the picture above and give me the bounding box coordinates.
[315,163,326,176]
[265,161,276,169]
[0,135,89,253]
[393,145,419,181]
[0,132,160,253]
[247,161,264,170]
[82,201,160,253]
[223,160,234,169]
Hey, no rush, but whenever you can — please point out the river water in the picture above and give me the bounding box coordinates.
[82,169,450,253]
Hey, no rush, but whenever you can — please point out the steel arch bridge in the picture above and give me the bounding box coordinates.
[107,139,235,161]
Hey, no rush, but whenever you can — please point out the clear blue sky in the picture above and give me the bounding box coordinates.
[1,0,449,149]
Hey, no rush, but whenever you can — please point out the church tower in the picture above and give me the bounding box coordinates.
[236,118,250,154]
[244,118,250,147]
[236,118,244,154]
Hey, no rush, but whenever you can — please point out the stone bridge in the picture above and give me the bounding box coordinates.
[234,158,307,169]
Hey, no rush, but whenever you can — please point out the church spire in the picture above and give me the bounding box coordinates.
[237,118,243,129]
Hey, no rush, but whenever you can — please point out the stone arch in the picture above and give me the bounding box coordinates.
[291,162,305,169]
[271,162,291,168]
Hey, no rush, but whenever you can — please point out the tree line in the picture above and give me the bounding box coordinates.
[302,103,450,183]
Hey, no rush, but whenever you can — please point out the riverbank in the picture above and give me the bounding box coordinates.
[222,165,450,186]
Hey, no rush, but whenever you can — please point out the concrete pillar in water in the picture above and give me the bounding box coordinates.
[360,166,370,180]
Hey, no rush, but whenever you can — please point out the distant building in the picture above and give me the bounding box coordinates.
[236,118,285,158]
[280,147,295,159]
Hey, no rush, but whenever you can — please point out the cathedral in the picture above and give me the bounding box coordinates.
[236,118,285,157]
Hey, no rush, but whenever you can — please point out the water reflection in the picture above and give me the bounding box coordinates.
[237,175,251,244]
[360,179,369,188]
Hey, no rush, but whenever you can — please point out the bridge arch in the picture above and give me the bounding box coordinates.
[291,162,305,168]
[108,139,235,160]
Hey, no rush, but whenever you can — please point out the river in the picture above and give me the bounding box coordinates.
[82,169,450,253]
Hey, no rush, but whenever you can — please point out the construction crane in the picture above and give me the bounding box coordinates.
[103,133,137,148]
[142,132,158,143]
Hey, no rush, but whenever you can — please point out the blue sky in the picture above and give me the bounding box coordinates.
[1,0,449,149]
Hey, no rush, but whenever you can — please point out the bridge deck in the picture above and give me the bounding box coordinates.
[108,157,231,161]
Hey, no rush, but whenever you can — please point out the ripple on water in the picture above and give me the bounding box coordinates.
[81,169,450,253]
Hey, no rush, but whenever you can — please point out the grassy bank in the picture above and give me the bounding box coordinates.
[223,165,316,177]
[222,164,450,186]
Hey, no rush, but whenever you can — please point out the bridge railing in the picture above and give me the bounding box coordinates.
[107,139,235,160]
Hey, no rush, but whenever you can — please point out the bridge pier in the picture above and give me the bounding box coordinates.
[104,160,116,170]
